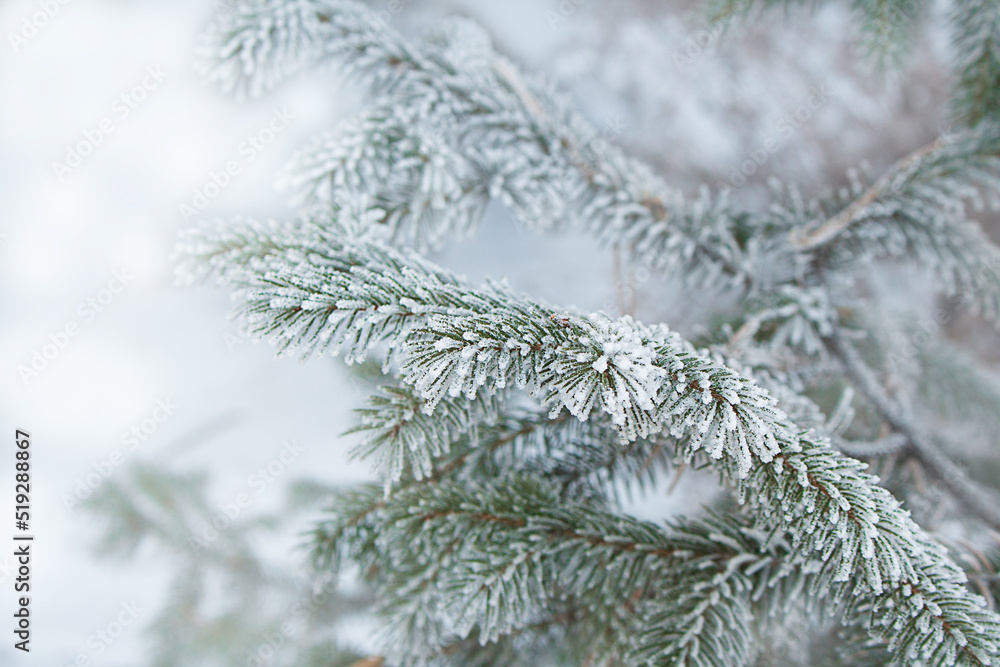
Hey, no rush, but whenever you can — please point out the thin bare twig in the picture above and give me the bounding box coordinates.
[348,657,385,667]
[826,328,1000,532]
[835,433,909,458]
[790,137,948,250]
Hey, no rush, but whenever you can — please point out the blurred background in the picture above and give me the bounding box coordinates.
[0,0,991,664]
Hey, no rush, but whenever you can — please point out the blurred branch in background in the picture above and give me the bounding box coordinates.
[84,459,372,666]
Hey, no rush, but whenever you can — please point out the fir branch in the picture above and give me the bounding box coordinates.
[435,613,581,667]
[187,4,1000,662]
[316,472,1000,665]
[347,385,502,487]
[703,0,809,26]
[199,0,420,99]
[280,108,489,251]
[321,476,772,665]
[706,0,922,68]
[190,222,1000,662]
[484,58,750,290]
[209,0,752,289]
[743,432,1000,665]
[851,0,923,67]
[332,392,673,550]
[185,227,784,473]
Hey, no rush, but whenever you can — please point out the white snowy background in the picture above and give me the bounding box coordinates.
[0,0,982,664]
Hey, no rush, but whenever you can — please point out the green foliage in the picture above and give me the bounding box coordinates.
[145,0,1000,664]
[850,0,923,67]
[952,0,1000,125]
[347,385,503,487]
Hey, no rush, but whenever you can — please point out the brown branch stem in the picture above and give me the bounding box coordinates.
[790,137,947,250]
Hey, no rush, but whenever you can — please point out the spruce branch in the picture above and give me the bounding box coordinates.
[183,223,784,472]
[199,0,421,100]
[347,385,502,488]
[851,0,924,67]
[341,385,675,530]
[205,0,752,290]
[314,470,1000,665]
[741,433,1000,664]
[703,0,805,26]
[314,399,660,573]
[317,476,775,665]
[194,229,1000,663]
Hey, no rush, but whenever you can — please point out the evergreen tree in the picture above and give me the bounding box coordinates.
[96,0,1000,664]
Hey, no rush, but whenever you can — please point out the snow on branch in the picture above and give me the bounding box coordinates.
[780,122,1000,323]
[182,221,782,472]
[183,217,1000,663]
[205,0,751,291]
[314,471,1000,665]
[199,0,418,99]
